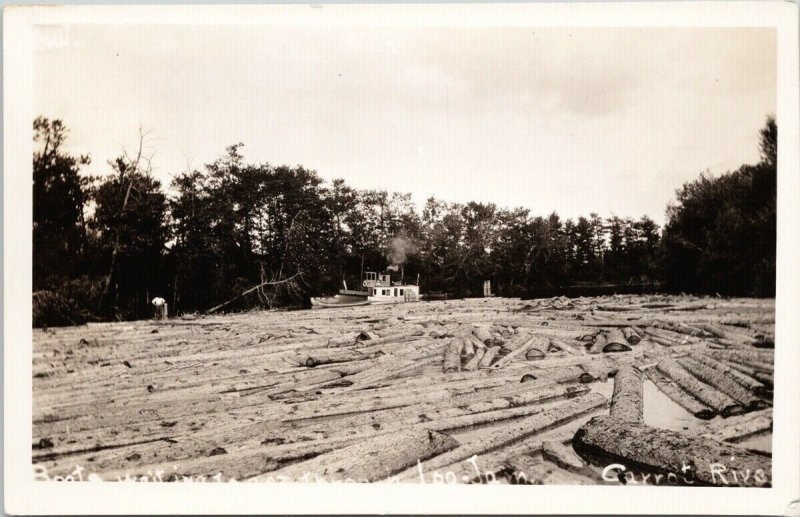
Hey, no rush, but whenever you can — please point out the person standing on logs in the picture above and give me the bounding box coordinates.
[152,296,168,321]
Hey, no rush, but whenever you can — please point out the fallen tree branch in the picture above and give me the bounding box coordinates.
[206,272,304,314]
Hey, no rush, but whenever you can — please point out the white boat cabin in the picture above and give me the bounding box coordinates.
[362,271,420,303]
[367,284,420,303]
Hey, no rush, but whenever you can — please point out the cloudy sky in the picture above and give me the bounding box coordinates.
[35,25,775,226]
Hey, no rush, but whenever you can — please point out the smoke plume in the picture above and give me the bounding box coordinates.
[386,232,417,266]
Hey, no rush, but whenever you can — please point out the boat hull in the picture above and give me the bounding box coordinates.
[310,294,371,309]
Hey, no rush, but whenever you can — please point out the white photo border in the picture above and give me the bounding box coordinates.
[4,2,799,514]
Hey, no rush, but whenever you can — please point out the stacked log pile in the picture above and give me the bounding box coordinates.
[32,294,773,485]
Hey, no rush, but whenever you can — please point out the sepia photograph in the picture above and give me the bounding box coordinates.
[4,2,800,515]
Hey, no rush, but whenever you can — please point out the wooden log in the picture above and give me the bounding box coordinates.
[644,368,714,420]
[462,337,475,357]
[588,332,607,354]
[478,346,501,368]
[622,327,641,345]
[492,336,542,367]
[521,365,596,385]
[463,347,485,371]
[690,352,767,395]
[656,356,744,417]
[548,338,582,356]
[395,392,609,480]
[442,338,464,373]
[422,385,591,432]
[754,371,774,387]
[699,409,772,443]
[573,415,771,486]
[706,349,774,373]
[299,349,381,368]
[464,333,486,351]
[610,366,643,423]
[606,328,628,348]
[472,326,494,344]
[258,428,460,482]
[677,357,767,410]
[541,440,587,472]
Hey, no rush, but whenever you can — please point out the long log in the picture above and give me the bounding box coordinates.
[573,415,771,486]
[422,385,591,432]
[549,337,582,356]
[492,336,542,367]
[472,326,494,344]
[461,336,475,357]
[644,368,714,419]
[699,409,773,443]
[656,356,744,417]
[442,338,463,373]
[605,329,628,348]
[395,392,609,480]
[463,347,485,371]
[298,349,381,368]
[622,327,641,345]
[478,346,501,368]
[690,352,767,395]
[588,332,607,354]
[260,428,460,482]
[677,357,766,410]
[610,366,643,423]
[522,365,596,384]
[706,349,774,373]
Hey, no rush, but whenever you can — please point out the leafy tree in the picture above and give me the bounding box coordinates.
[33,117,90,289]
[660,116,776,296]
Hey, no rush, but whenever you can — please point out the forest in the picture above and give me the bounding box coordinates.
[32,116,777,326]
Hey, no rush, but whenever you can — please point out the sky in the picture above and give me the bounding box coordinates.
[34,25,776,226]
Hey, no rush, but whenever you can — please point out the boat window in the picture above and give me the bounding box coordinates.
[399,289,404,295]
[394,288,398,296]
[372,288,377,295]
[383,289,388,295]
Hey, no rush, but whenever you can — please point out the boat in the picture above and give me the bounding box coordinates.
[310,270,421,309]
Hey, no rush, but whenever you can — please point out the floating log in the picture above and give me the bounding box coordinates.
[461,337,475,357]
[622,327,641,345]
[644,368,714,419]
[610,366,643,423]
[263,428,460,482]
[699,409,772,443]
[463,347,486,371]
[472,326,494,344]
[754,371,774,386]
[606,329,628,348]
[677,356,766,410]
[541,440,587,472]
[548,338,582,356]
[573,415,771,486]
[588,333,607,354]
[690,352,767,395]
[493,336,543,367]
[656,356,744,417]
[442,338,463,373]
[396,392,609,480]
[300,349,381,368]
[478,346,501,368]
[706,349,774,373]
[522,365,596,385]
[423,385,590,432]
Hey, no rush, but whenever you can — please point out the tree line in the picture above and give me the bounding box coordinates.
[32,116,776,326]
